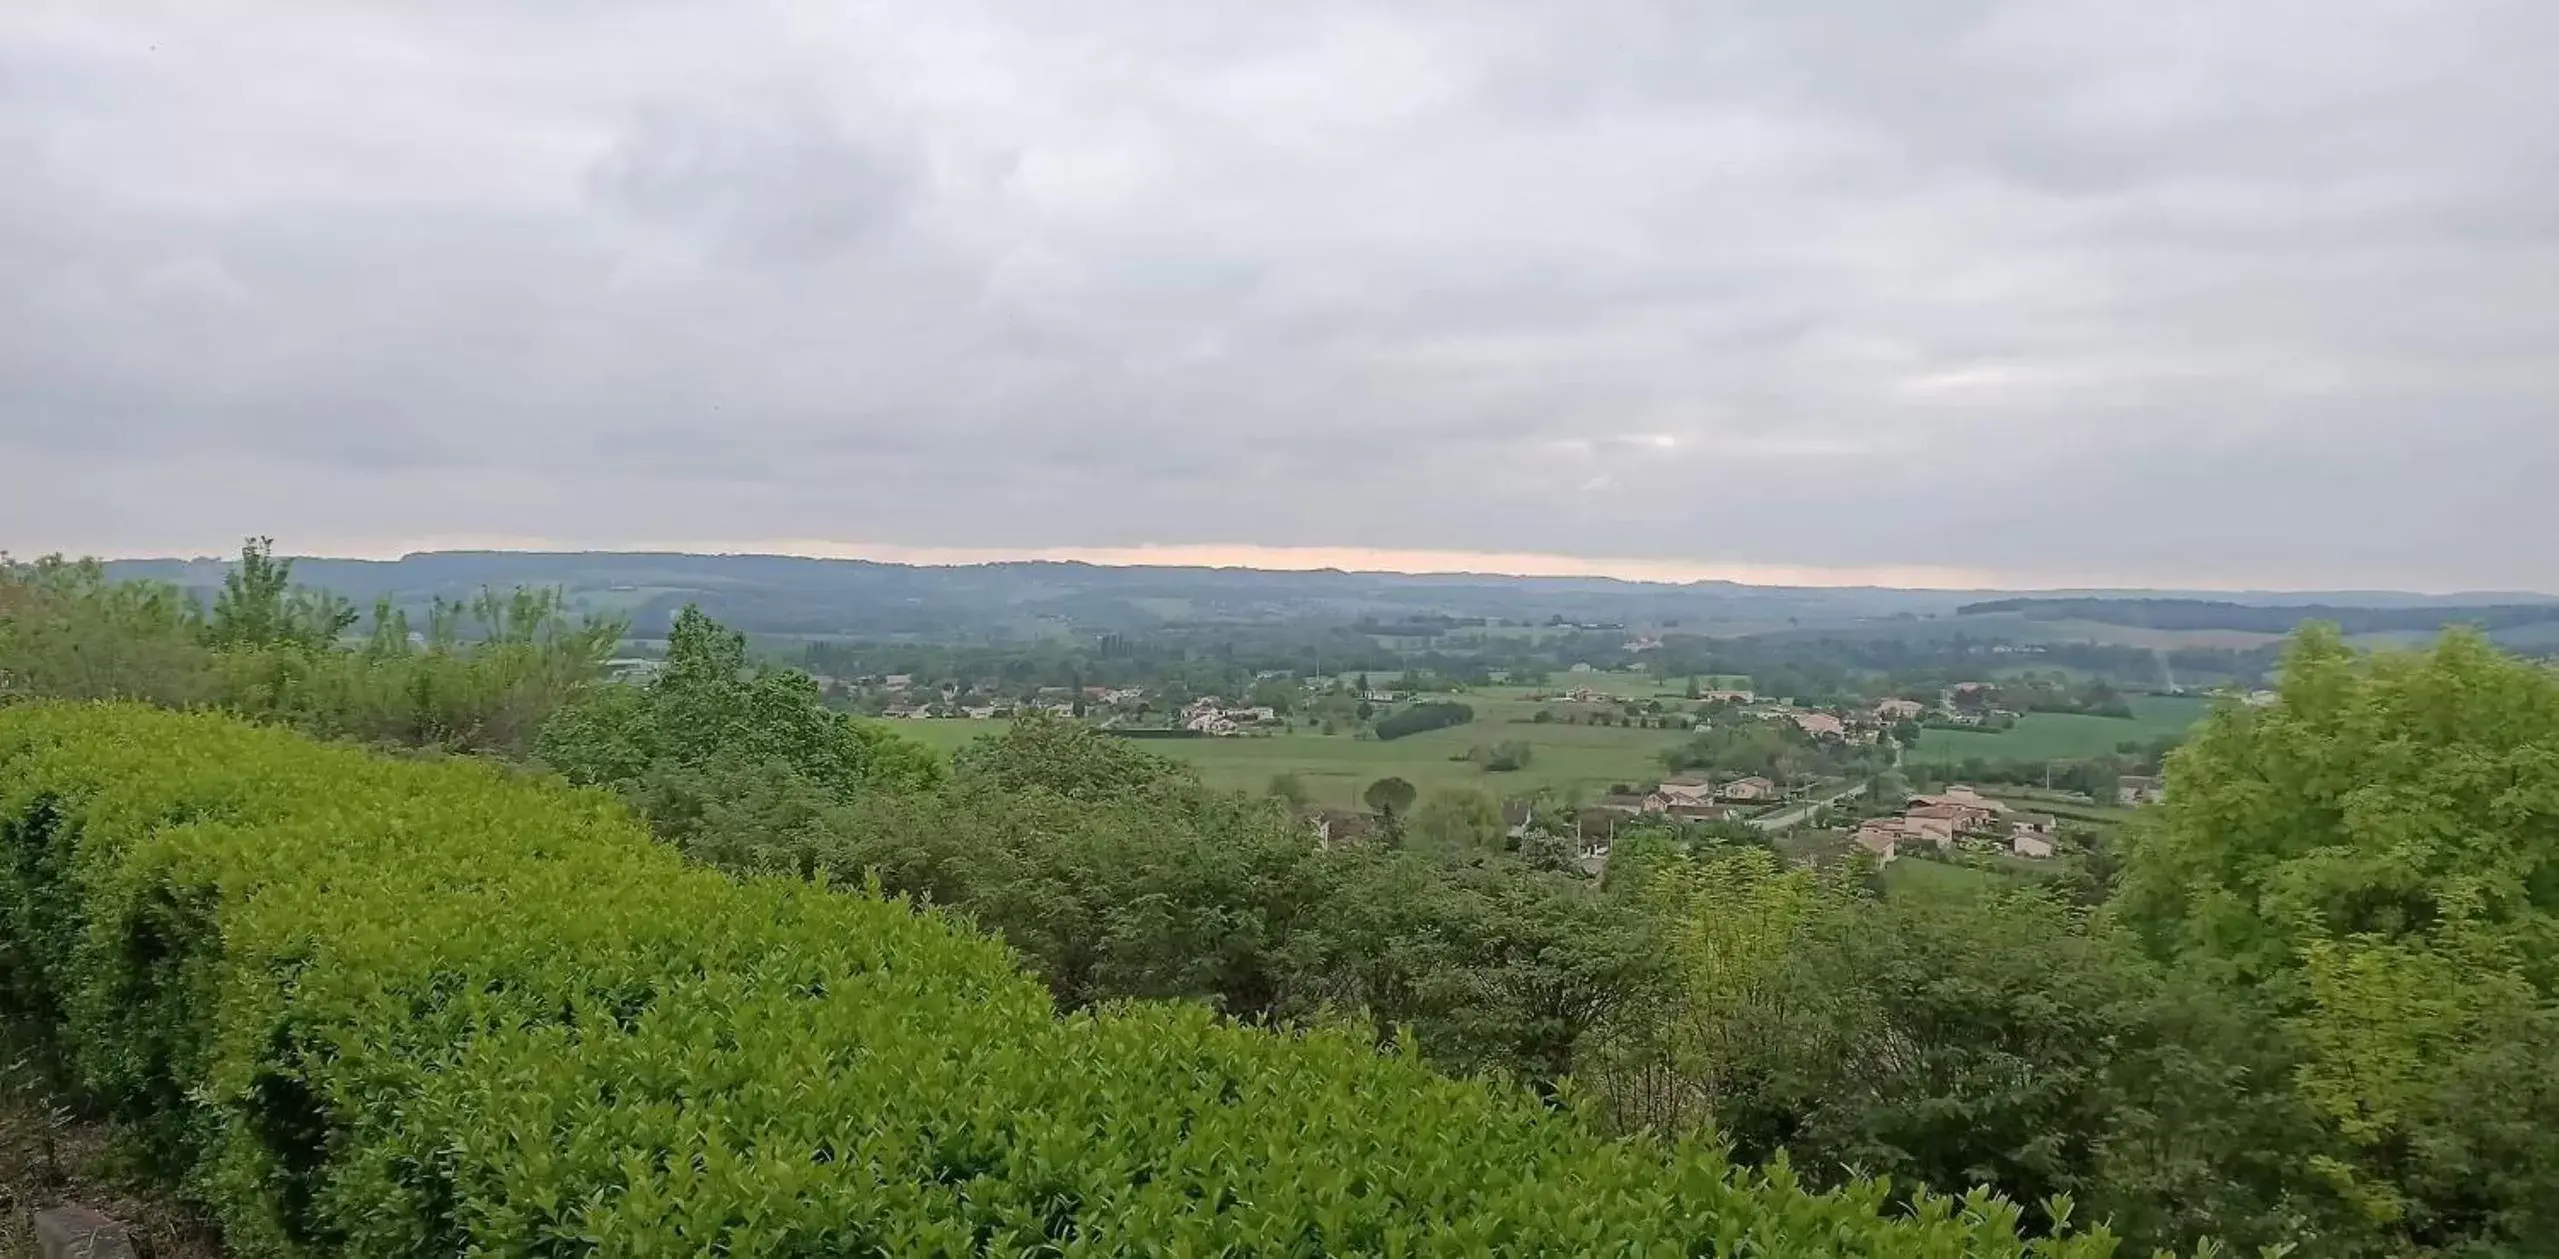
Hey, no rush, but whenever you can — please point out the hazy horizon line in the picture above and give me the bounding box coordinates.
[49,535,2557,599]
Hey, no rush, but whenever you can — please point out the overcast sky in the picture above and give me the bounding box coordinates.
[4,2,2555,591]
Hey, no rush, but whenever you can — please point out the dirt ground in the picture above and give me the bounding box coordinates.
[0,1090,220,1258]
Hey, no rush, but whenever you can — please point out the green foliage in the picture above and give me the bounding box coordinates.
[202,537,357,651]
[1666,717,1882,780]
[3,544,616,757]
[539,604,944,811]
[214,587,623,755]
[1362,775,1418,818]
[1411,786,1503,852]
[948,709,1193,802]
[2116,627,2559,1252]
[0,555,213,705]
[1372,699,1473,741]
[0,704,2119,1256]
[1265,770,1310,809]
[1583,846,2355,1255]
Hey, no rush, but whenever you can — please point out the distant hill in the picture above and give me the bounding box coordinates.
[102,550,1994,638]
[1958,596,2559,636]
[91,549,2555,644]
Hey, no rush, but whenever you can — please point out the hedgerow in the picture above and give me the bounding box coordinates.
[0,704,2119,1256]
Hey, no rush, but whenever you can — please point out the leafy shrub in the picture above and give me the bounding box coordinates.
[0,704,2122,1256]
[1372,700,1473,741]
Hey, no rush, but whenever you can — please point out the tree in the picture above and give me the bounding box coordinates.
[1582,848,2332,1254]
[538,604,945,813]
[1267,771,1310,811]
[1362,776,1417,819]
[1412,787,1502,851]
[1374,700,1473,741]
[204,537,356,650]
[2116,626,2559,1253]
[0,555,211,704]
[951,709,1190,803]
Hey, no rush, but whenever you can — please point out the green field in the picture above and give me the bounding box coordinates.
[1978,786,2139,825]
[1879,855,2055,897]
[1908,694,2213,764]
[888,713,1689,808]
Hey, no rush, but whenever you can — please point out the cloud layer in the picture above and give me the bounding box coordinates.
[4,0,2555,589]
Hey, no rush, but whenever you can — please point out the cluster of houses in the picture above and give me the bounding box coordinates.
[866,680,1153,721]
[1567,774,1782,824]
[1853,785,2059,863]
[1539,684,1921,744]
[1180,697,1281,735]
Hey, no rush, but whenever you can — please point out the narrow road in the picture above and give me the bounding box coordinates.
[1748,779,1874,832]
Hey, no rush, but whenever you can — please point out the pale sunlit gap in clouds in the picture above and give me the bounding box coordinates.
[3,1,2555,591]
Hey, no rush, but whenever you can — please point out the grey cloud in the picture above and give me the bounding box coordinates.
[1,0,2555,589]
[590,102,919,261]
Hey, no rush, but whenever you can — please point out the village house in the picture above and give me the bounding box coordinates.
[1792,711,1848,739]
[1911,785,2007,811]
[1906,801,1979,827]
[882,674,913,691]
[1875,698,1925,721]
[1699,689,1756,704]
[1852,821,1901,863]
[2118,775,2166,806]
[2010,819,2058,859]
[1309,808,1375,848]
[1642,777,1716,812]
[1721,776,1777,802]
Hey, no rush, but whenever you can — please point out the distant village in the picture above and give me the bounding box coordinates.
[594,652,2205,887]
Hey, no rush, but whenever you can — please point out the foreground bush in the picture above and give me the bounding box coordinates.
[0,705,2117,1256]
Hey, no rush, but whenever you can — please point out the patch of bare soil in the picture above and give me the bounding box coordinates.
[0,1090,220,1258]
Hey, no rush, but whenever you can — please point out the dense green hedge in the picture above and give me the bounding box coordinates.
[1371,700,1473,742]
[0,704,2117,1256]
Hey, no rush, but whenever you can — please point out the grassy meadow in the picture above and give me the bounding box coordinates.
[1907,694,2213,765]
[890,694,1690,809]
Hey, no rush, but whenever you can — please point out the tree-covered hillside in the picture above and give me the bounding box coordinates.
[11,545,2559,1254]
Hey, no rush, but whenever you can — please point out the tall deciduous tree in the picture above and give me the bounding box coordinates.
[1412,786,1502,851]
[2117,626,2559,1252]
[1362,775,1417,819]
[204,537,356,650]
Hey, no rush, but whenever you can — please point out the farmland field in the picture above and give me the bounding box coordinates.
[1879,858,2011,897]
[1907,694,2214,764]
[885,712,1689,808]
